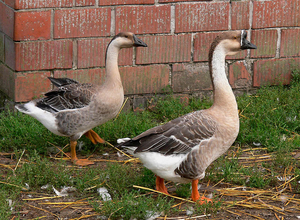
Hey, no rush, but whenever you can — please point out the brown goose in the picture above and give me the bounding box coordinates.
[118,31,256,203]
[15,32,147,166]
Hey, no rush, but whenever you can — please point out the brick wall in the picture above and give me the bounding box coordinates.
[0,0,299,106]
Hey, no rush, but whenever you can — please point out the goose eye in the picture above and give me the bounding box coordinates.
[125,35,128,38]
[233,36,237,39]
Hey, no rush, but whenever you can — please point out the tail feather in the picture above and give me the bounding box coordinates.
[15,103,29,113]
[48,77,79,87]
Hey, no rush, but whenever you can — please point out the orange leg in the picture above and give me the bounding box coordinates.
[156,176,169,194]
[191,179,212,204]
[84,130,105,144]
[70,140,94,166]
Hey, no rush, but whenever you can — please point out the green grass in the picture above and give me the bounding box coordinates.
[1,71,300,218]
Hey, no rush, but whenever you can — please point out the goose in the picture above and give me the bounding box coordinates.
[117,31,256,203]
[15,32,147,166]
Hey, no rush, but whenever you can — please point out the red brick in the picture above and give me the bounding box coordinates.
[193,32,246,62]
[3,0,15,8]
[77,38,133,68]
[231,1,250,30]
[15,71,51,102]
[253,58,300,87]
[0,2,14,38]
[250,30,277,58]
[136,35,191,64]
[120,65,170,94]
[4,36,15,70]
[0,63,15,99]
[229,61,251,89]
[0,33,4,62]
[99,0,154,6]
[54,8,111,38]
[75,0,95,6]
[15,0,73,9]
[116,5,171,34]
[14,11,51,41]
[280,29,300,57]
[175,2,229,33]
[15,40,73,71]
[253,0,300,28]
[55,69,105,86]
[159,0,208,2]
[172,63,212,93]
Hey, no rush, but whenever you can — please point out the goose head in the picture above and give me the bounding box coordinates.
[213,30,257,56]
[111,32,148,49]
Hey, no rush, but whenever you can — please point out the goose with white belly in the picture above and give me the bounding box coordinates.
[118,31,256,203]
[15,32,147,166]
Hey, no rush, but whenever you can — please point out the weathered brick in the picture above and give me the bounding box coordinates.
[0,2,14,38]
[280,29,300,57]
[253,0,300,28]
[55,68,106,86]
[56,65,170,95]
[100,0,154,5]
[250,30,277,58]
[120,65,170,94]
[4,36,15,70]
[15,71,52,102]
[193,32,246,62]
[54,8,111,38]
[253,58,300,87]
[75,0,95,6]
[175,2,229,33]
[0,33,4,62]
[136,35,191,64]
[0,63,15,99]
[77,38,133,68]
[231,1,250,30]
[14,11,51,41]
[159,0,208,2]
[115,5,171,34]
[172,63,212,93]
[15,40,73,71]
[228,61,251,89]
[15,0,73,9]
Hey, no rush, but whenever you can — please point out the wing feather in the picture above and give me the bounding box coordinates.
[120,111,217,155]
[36,78,98,113]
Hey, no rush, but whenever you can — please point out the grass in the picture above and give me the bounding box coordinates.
[1,71,300,219]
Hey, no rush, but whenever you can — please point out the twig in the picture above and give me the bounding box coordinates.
[114,97,129,121]
[133,185,195,204]
[25,203,59,218]
[105,141,133,159]
[14,149,25,173]
[0,180,28,191]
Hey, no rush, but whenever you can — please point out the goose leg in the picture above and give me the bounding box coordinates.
[191,179,212,204]
[70,140,94,166]
[84,130,105,144]
[155,176,169,194]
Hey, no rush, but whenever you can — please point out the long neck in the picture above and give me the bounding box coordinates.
[104,41,122,87]
[209,45,237,111]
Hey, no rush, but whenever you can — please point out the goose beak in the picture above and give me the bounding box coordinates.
[241,38,257,50]
[133,35,148,47]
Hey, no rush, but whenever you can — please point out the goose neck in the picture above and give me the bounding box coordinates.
[105,42,122,85]
[210,45,237,109]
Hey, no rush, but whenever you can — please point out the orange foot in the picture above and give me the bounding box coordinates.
[73,158,94,166]
[84,130,105,144]
[191,179,213,204]
[70,140,94,166]
[156,176,169,195]
[196,196,213,205]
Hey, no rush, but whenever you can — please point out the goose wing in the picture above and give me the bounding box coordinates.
[121,111,217,155]
[36,78,97,113]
